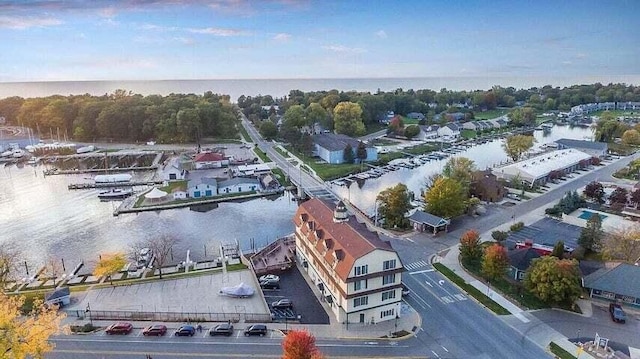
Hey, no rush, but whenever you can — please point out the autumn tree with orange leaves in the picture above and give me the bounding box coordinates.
[0,292,67,358]
[459,229,482,264]
[481,244,509,281]
[281,330,324,359]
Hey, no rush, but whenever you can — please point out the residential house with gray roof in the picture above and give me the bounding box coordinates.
[555,138,608,158]
[583,263,640,308]
[312,133,377,164]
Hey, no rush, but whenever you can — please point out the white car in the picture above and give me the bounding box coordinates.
[259,274,279,282]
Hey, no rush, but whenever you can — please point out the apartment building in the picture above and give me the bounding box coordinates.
[293,199,404,324]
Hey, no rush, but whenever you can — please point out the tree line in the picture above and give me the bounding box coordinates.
[0,90,239,143]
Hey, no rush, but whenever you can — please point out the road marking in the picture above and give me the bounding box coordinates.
[431,350,440,358]
[236,331,242,338]
[409,269,434,275]
[442,345,449,352]
[425,281,433,287]
[454,294,467,301]
[202,332,208,338]
[441,296,454,303]
[136,331,143,337]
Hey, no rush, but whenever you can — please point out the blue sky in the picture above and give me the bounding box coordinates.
[0,0,638,82]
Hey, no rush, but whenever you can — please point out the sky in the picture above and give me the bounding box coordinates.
[0,0,638,82]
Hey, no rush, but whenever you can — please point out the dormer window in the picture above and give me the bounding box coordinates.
[300,213,308,222]
[315,229,324,239]
[333,249,344,261]
[323,238,333,250]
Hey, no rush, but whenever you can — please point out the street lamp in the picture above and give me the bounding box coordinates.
[85,302,93,327]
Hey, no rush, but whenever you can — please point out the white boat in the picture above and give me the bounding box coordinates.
[1,150,12,157]
[94,173,132,183]
[98,188,133,200]
[27,157,39,165]
[12,149,25,158]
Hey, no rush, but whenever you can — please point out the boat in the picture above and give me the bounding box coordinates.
[98,188,133,200]
[94,173,132,183]
[27,157,39,165]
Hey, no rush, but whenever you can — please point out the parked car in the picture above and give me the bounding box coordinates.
[401,283,410,297]
[260,279,280,289]
[105,322,133,335]
[259,274,280,282]
[209,323,234,336]
[244,324,267,337]
[174,325,196,336]
[609,303,626,323]
[142,324,167,336]
[271,298,293,309]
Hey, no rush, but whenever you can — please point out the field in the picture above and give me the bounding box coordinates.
[591,109,640,118]
[474,108,510,120]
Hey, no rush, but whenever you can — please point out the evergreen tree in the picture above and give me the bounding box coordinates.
[343,144,354,164]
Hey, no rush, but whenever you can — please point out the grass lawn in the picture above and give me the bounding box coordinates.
[474,108,510,120]
[375,152,405,165]
[308,162,362,180]
[461,129,477,139]
[364,122,388,134]
[402,116,420,125]
[549,342,577,359]
[253,147,270,162]
[237,123,251,142]
[432,263,510,315]
[370,138,400,146]
[591,109,640,118]
[158,180,187,193]
[274,146,289,158]
[404,143,440,155]
[271,168,291,186]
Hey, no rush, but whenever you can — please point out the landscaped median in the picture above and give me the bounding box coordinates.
[432,262,510,315]
[549,341,578,359]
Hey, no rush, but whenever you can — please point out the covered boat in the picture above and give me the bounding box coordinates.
[219,282,255,298]
[94,174,132,183]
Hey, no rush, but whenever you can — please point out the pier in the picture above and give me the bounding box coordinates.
[67,180,164,190]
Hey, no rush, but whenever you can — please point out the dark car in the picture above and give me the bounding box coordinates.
[142,324,167,336]
[609,303,626,323]
[260,279,280,289]
[209,323,234,336]
[244,324,267,336]
[105,322,133,335]
[174,325,196,336]
[271,298,293,309]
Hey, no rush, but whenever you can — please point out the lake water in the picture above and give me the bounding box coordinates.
[330,125,595,214]
[0,167,298,272]
[2,76,639,101]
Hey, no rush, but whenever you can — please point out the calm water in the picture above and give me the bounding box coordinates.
[2,76,639,101]
[330,126,595,214]
[0,167,298,272]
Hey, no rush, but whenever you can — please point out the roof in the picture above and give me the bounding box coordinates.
[444,123,460,131]
[407,112,425,119]
[218,177,260,188]
[496,149,592,182]
[312,133,369,152]
[194,152,225,162]
[506,217,582,251]
[507,248,540,271]
[188,177,217,188]
[555,138,608,152]
[45,287,70,301]
[145,187,168,199]
[293,198,396,282]
[408,210,450,227]
[420,125,439,132]
[583,263,640,299]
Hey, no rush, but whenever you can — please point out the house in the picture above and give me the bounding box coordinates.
[194,151,229,169]
[437,123,461,138]
[418,125,439,140]
[494,149,592,186]
[45,287,70,307]
[294,199,404,324]
[188,177,218,198]
[507,248,540,281]
[312,133,378,164]
[470,169,506,202]
[407,112,425,121]
[583,263,640,308]
[217,177,261,194]
[555,138,608,158]
[462,121,479,131]
[378,111,395,125]
[408,210,450,234]
[445,112,465,122]
[260,174,281,192]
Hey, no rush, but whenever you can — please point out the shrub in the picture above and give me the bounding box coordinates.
[491,230,509,242]
[70,323,98,333]
[510,222,524,232]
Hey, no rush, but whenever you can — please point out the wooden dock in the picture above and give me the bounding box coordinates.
[68,181,164,190]
[44,165,158,176]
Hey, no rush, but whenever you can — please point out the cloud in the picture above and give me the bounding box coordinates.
[375,30,387,39]
[173,36,196,45]
[322,45,366,54]
[273,33,291,42]
[562,60,573,65]
[576,53,588,59]
[0,15,63,29]
[188,27,250,36]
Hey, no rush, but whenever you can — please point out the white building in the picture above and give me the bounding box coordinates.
[294,199,404,324]
[437,123,460,138]
[494,149,592,186]
[217,177,261,194]
[188,177,218,198]
[236,163,272,176]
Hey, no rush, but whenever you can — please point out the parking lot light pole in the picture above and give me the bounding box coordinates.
[86,302,93,327]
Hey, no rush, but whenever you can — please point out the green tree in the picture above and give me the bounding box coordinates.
[503,135,536,161]
[333,102,365,136]
[622,129,640,146]
[578,214,603,252]
[595,119,628,143]
[343,143,354,164]
[491,230,509,244]
[424,177,467,218]
[259,120,278,140]
[524,256,582,305]
[459,229,482,263]
[507,107,536,127]
[306,102,329,129]
[376,184,412,229]
[551,240,565,258]
[404,124,420,139]
[176,108,201,142]
[356,141,368,163]
[284,104,306,129]
[481,244,509,281]
[442,157,476,195]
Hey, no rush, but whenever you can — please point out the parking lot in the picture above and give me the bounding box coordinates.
[506,217,582,250]
[260,267,330,325]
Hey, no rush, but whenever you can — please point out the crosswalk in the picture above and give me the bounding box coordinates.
[404,260,429,271]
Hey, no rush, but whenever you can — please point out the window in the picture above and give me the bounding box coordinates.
[380,309,395,319]
[354,265,368,276]
[382,290,396,301]
[353,280,367,291]
[353,296,368,307]
[383,259,396,270]
[382,273,395,285]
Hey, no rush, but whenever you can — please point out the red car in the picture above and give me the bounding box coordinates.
[142,324,167,336]
[105,322,133,335]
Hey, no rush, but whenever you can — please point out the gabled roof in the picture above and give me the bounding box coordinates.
[293,199,396,282]
[194,152,225,162]
[507,248,540,271]
[408,210,449,227]
[312,133,370,152]
[555,138,608,152]
[188,177,217,188]
[407,112,425,119]
[443,123,460,131]
[218,177,260,188]
[583,263,640,299]
[420,124,439,132]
